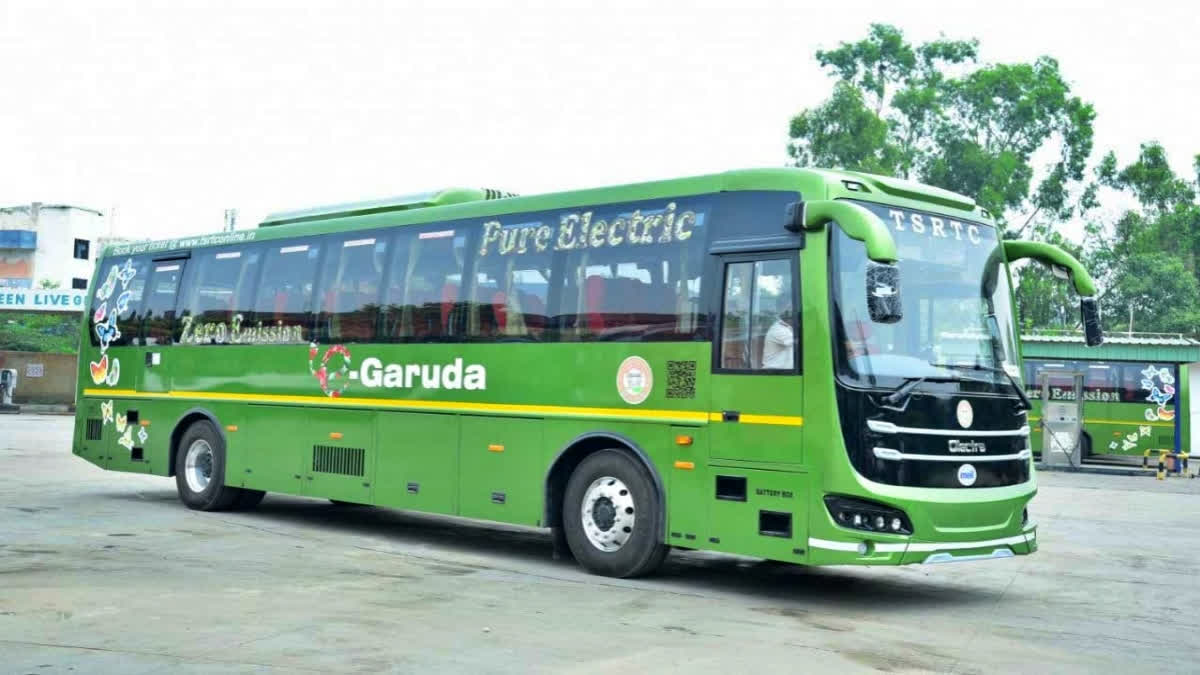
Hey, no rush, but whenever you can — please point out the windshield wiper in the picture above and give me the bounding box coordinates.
[880,374,961,411]
[935,362,1032,411]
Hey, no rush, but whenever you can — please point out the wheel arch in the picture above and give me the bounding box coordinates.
[168,407,226,477]
[543,432,666,539]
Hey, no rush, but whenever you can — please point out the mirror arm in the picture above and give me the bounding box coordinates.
[800,200,899,263]
[1002,240,1097,297]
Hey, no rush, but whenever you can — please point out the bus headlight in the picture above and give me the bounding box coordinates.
[824,495,912,536]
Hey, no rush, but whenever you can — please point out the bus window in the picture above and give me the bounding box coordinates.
[557,203,706,342]
[718,258,797,371]
[382,226,468,340]
[142,260,186,346]
[316,233,389,342]
[1084,363,1119,402]
[177,246,262,344]
[87,255,151,348]
[470,219,553,341]
[251,239,322,342]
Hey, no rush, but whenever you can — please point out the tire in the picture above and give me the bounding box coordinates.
[1081,432,1093,459]
[562,449,668,578]
[174,420,243,511]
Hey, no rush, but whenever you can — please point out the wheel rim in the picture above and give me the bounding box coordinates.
[581,476,635,552]
[184,439,214,493]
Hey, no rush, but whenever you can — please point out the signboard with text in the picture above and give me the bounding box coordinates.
[0,286,88,312]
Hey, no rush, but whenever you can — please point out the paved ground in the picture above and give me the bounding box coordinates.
[2,415,1198,674]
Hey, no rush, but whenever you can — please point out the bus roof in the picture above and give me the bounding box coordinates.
[101,167,986,259]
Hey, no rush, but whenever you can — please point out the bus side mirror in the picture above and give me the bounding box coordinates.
[1081,297,1103,346]
[866,261,902,324]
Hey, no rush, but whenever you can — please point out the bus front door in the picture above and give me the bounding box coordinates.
[701,254,807,560]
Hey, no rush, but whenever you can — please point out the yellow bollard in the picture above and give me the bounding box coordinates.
[1157,451,1167,480]
[1143,449,1151,470]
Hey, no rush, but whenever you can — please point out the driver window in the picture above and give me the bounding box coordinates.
[718,258,797,372]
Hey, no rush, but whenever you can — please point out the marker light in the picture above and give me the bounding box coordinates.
[824,495,913,536]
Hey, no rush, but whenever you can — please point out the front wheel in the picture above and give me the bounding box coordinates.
[562,449,668,578]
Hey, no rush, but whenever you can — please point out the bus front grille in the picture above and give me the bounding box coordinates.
[312,445,365,477]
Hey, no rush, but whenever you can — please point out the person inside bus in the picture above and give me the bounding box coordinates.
[761,305,795,370]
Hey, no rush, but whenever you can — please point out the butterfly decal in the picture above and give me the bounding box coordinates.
[114,290,132,316]
[115,413,127,434]
[137,426,148,445]
[118,427,134,450]
[105,358,120,387]
[117,259,137,289]
[95,319,121,352]
[1145,386,1173,407]
[93,302,108,325]
[101,400,114,425]
[89,355,109,385]
[96,265,119,301]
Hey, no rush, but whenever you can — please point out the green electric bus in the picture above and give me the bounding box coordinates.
[71,168,1103,577]
[1024,356,1182,459]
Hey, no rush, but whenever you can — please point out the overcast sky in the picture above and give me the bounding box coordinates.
[2,0,1197,241]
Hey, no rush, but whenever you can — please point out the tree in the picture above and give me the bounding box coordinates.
[1088,142,1200,335]
[788,24,1099,330]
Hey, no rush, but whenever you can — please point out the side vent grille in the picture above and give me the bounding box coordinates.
[312,445,365,477]
[483,188,518,200]
[85,418,103,441]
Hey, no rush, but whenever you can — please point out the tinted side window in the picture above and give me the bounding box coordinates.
[554,200,709,342]
[177,245,262,345]
[382,225,470,340]
[719,258,797,371]
[88,255,151,348]
[251,239,323,343]
[142,260,186,346]
[471,217,553,341]
[315,233,389,342]
[1121,362,1176,404]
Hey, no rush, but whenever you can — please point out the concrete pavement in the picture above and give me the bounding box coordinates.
[2,414,1198,673]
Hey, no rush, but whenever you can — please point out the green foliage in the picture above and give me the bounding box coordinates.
[788,24,1108,332]
[37,279,61,289]
[0,312,81,353]
[789,24,1094,232]
[1090,142,1200,335]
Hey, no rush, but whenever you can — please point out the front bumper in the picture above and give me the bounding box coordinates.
[806,523,1037,565]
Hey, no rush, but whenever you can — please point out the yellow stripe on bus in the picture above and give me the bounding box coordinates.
[81,388,803,427]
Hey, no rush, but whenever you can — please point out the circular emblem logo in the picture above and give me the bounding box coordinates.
[956,399,974,429]
[616,356,653,405]
[957,464,978,487]
[308,343,352,398]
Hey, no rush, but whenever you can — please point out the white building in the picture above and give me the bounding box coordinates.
[0,203,109,290]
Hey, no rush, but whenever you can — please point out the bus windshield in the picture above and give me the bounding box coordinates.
[830,201,1020,393]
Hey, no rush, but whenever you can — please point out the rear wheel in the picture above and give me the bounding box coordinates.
[562,449,668,578]
[174,421,245,511]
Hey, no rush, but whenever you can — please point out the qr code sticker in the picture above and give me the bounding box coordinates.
[666,360,696,399]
